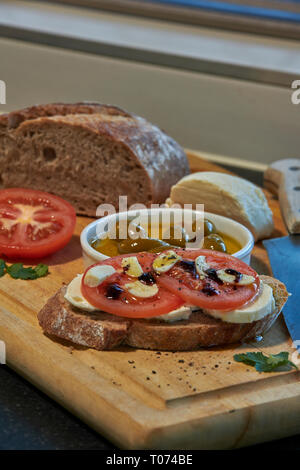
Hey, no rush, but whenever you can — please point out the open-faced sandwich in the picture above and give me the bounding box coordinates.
[38,249,288,351]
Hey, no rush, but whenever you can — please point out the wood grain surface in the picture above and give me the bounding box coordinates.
[0,150,299,450]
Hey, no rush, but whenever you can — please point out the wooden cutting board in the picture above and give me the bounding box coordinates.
[0,150,299,450]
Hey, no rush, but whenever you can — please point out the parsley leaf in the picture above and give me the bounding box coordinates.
[33,263,49,278]
[234,351,298,373]
[6,263,38,280]
[1,260,49,280]
[0,259,6,277]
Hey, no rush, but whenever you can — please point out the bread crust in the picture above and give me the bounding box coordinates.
[0,102,189,214]
[0,102,131,129]
[38,286,129,350]
[38,275,288,351]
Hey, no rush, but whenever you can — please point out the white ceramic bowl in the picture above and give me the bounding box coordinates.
[80,208,254,268]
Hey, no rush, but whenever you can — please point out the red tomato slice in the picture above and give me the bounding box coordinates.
[0,188,76,258]
[156,249,260,311]
[81,252,184,318]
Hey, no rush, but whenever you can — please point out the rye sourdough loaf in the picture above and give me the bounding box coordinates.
[0,103,189,216]
[38,275,288,351]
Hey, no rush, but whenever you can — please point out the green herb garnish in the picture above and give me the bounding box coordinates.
[0,259,6,277]
[234,351,298,373]
[0,260,49,280]
[34,263,49,278]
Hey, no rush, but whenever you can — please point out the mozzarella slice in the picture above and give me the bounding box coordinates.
[121,256,143,277]
[152,305,192,322]
[124,280,158,298]
[84,265,115,287]
[64,274,98,312]
[205,282,275,323]
[153,250,181,273]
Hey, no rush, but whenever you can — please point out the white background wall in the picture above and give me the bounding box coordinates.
[0,36,299,166]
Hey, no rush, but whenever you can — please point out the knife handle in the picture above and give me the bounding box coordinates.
[264,159,300,234]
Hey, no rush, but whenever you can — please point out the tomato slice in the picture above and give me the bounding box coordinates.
[0,188,76,258]
[156,249,260,311]
[81,252,184,318]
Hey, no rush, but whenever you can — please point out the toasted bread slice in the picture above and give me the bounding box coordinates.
[38,275,288,351]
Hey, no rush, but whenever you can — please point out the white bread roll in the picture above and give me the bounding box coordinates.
[166,172,274,241]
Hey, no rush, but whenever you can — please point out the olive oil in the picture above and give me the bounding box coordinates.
[91,219,242,257]
[218,232,242,255]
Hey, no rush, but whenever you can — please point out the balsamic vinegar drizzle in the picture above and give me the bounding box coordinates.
[138,272,156,285]
[106,283,124,300]
[205,268,224,285]
[179,259,198,278]
[202,284,220,296]
[224,268,242,283]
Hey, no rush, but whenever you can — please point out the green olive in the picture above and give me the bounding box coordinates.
[203,234,227,252]
[118,237,172,254]
[188,218,216,243]
[204,219,216,236]
[162,225,189,248]
[149,244,174,253]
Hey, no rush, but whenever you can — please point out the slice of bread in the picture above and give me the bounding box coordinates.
[0,103,189,216]
[166,172,274,241]
[38,275,288,351]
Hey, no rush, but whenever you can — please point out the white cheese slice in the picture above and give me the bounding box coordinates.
[84,265,115,287]
[203,282,275,324]
[167,171,274,241]
[64,274,98,312]
[152,305,192,322]
[121,256,143,277]
[124,280,158,298]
